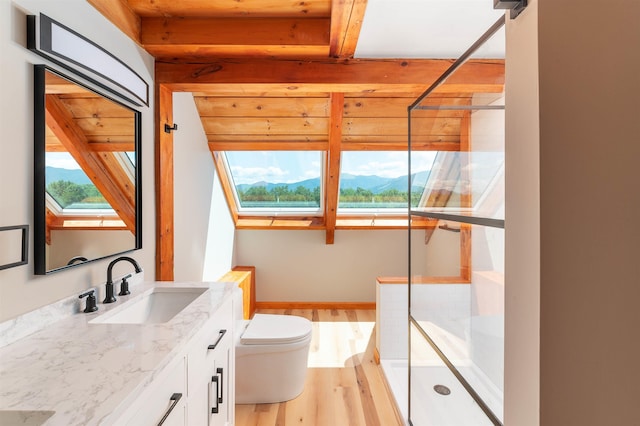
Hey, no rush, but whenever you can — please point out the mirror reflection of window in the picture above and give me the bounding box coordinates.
[45,152,112,210]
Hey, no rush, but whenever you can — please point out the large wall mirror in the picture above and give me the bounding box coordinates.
[34,65,142,274]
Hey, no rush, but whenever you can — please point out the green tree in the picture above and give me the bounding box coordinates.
[241,186,275,201]
[293,186,312,201]
[81,184,107,204]
[377,188,407,203]
[47,180,87,207]
[272,185,290,202]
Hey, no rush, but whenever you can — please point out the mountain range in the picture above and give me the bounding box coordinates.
[237,171,431,194]
[45,166,92,186]
[47,165,433,194]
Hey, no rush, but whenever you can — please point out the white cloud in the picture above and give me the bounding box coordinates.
[230,166,288,184]
[45,153,81,169]
[349,160,407,178]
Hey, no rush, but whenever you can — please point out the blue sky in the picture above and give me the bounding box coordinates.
[48,150,438,186]
[225,151,438,185]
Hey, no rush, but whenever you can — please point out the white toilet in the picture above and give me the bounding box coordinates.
[235,313,313,404]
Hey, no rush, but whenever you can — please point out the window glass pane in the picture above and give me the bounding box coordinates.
[224,151,323,211]
[45,152,113,211]
[410,94,505,220]
[338,151,437,211]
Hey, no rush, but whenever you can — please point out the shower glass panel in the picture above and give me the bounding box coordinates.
[409,17,505,426]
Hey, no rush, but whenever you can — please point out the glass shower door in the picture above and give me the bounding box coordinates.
[408,16,506,426]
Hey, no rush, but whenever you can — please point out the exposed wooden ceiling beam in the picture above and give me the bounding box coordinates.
[330,0,367,58]
[126,0,331,18]
[156,58,505,94]
[155,85,175,281]
[324,92,345,244]
[142,17,330,59]
[45,95,136,232]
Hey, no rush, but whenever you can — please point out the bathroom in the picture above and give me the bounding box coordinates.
[0,1,470,423]
[1,0,639,425]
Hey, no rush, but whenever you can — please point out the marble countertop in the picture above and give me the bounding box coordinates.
[0,281,237,425]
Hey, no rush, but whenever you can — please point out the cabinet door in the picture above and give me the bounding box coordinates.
[209,341,232,426]
[123,357,187,426]
[187,298,234,426]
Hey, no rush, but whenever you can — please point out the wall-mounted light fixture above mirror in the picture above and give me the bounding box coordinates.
[27,13,148,106]
[33,65,142,274]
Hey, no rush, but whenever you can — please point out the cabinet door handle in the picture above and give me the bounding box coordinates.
[211,376,219,414]
[216,367,224,404]
[157,392,182,426]
[207,329,227,350]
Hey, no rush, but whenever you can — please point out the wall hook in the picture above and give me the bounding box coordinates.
[164,123,178,133]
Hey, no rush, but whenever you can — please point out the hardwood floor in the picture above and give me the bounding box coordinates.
[235,309,403,426]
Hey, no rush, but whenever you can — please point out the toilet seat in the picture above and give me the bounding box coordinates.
[240,313,312,345]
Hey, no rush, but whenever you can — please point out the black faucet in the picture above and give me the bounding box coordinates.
[103,256,142,304]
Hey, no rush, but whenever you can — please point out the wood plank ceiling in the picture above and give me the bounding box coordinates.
[88,0,504,278]
[88,0,504,160]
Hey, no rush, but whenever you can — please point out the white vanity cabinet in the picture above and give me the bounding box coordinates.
[116,356,188,426]
[109,290,236,426]
[187,296,235,426]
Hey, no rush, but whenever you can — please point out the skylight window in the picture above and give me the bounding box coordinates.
[224,151,323,214]
[338,151,438,213]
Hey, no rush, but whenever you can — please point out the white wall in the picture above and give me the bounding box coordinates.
[173,93,235,282]
[506,0,640,424]
[505,2,541,423]
[0,0,155,322]
[235,228,458,302]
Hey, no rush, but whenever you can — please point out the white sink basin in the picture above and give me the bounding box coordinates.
[90,287,207,324]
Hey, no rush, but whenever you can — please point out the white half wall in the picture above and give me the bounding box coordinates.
[0,0,155,322]
[235,228,459,302]
[173,93,235,282]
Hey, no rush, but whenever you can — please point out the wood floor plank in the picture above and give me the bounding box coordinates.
[235,309,403,426]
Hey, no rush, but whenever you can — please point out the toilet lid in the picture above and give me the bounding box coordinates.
[241,314,312,345]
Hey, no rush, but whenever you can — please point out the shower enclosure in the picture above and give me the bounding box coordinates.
[407,17,505,425]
